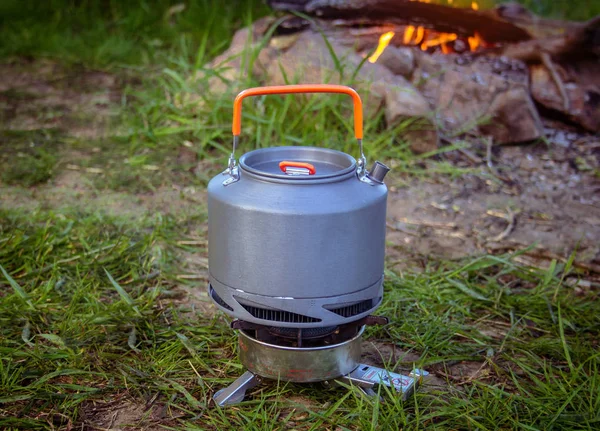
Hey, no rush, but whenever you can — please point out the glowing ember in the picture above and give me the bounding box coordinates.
[368,31,395,63]
[471,1,479,10]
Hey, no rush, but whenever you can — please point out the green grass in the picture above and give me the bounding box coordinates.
[509,0,600,21]
[1,0,597,191]
[0,0,428,190]
[0,131,60,187]
[0,0,270,68]
[0,209,598,430]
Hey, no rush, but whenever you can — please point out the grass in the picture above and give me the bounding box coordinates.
[1,0,599,429]
[0,0,271,68]
[0,131,60,187]
[0,209,598,429]
[509,0,600,21]
[0,0,428,191]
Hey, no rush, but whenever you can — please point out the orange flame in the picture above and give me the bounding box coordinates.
[403,25,415,45]
[403,25,425,46]
[420,33,457,51]
[368,31,395,63]
[467,31,483,51]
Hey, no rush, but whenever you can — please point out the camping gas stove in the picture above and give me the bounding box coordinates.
[212,316,427,406]
[208,85,427,406]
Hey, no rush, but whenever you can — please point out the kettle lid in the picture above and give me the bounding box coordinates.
[240,146,356,181]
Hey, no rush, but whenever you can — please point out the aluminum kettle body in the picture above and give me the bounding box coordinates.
[207,85,390,328]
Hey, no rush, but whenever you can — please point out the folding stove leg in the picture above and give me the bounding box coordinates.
[337,364,428,401]
[213,371,261,407]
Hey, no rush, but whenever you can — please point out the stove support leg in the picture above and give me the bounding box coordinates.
[336,364,428,401]
[213,371,261,407]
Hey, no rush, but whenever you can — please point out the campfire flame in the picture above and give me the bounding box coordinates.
[368,0,484,62]
[368,31,395,63]
[467,31,483,51]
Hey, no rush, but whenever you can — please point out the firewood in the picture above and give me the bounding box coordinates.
[267,0,532,43]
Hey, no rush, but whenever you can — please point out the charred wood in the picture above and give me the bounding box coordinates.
[268,0,532,43]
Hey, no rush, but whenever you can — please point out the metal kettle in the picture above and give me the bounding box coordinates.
[207,85,390,328]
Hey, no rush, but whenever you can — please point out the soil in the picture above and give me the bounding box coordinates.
[385,133,600,273]
[80,395,179,431]
[1,58,599,423]
[0,58,121,139]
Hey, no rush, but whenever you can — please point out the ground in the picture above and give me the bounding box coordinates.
[1,2,600,430]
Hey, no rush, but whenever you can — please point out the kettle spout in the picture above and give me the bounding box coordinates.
[367,161,390,183]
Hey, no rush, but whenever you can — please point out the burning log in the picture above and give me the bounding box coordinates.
[267,0,532,44]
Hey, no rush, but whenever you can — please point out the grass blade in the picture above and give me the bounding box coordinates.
[21,321,34,347]
[447,278,490,302]
[0,264,34,309]
[33,369,89,387]
[557,303,574,370]
[104,268,142,316]
[128,326,141,353]
[38,333,68,349]
[0,394,33,403]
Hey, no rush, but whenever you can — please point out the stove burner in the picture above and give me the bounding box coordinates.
[267,325,338,339]
[230,316,385,348]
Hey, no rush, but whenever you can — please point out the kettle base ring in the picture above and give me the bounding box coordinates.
[238,326,364,383]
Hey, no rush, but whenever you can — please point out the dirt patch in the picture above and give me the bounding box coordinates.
[360,339,423,388]
[0,170,206,219]
[0,58,121,139]
[386,128,600,273]
[80,396,179,431]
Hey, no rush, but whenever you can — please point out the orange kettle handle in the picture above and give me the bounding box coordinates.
[222,84,367,186]
[232,84,363,139]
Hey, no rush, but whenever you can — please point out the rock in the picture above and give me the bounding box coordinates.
[193,17,279,96]
[416,54,544,143]
[530,61,600,133]
[479,87,544,143]
[377,46,415,79]
[198,19,561,147]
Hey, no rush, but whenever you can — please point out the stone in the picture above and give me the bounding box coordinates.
[530,62,600,133]
[416,54,544,143]
[198,19,564,147]
[479,87,544,143]
[377,46,415,79]
[194,17,279,96]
